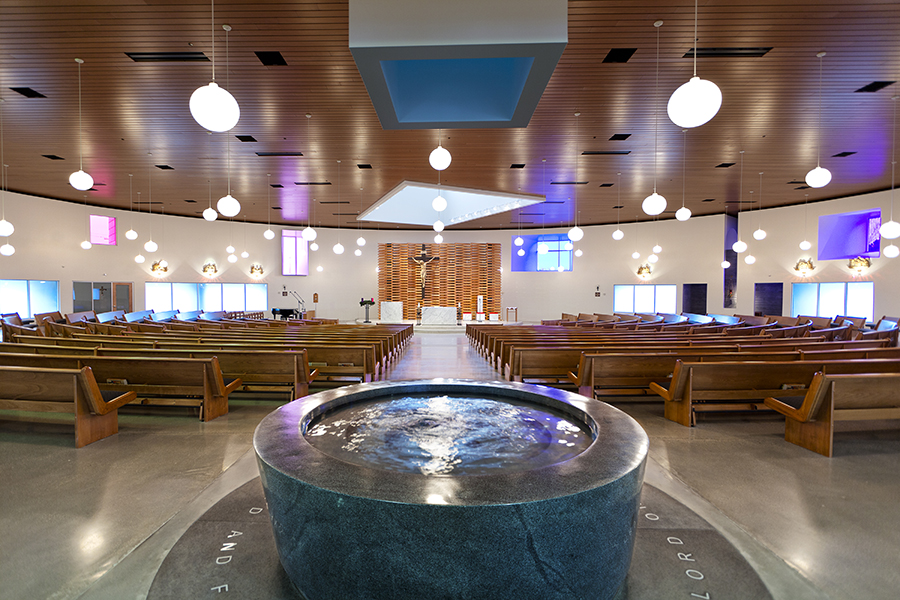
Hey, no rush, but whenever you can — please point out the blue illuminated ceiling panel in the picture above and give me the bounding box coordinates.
[349,0,566,130]
[381,56,534,123]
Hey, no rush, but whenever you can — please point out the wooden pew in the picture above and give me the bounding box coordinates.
[0,365,136,447]
[764,372,900,456]
[2,321,42,343]
[33,311,64,336]
[650,359,900,427]
[0,353,240,421]
[123,309,155,323]
[93,347,317,397]
[95,310,126,324]
[65,310,96,324]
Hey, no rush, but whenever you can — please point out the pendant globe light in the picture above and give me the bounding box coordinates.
[434,234,444,244]
[675,130,692,221]
[189,3,240,133]
[568,112,585,242]
[721,260,731,269]
[0,103,15,249]
[263,173,275,239]
[429,129,451,171]
[124,174,138,239]
[805,52,832,188]
[667,0,722,129]
[143,170,158,253]
[612,172,625,240]
[880,96,900,240]
[217,131,240,217]
[69,58,93,191]
[80,195,91,249]
[356,186,366,248]
[643,22,667,216]
[302,116,317,242]
[203,139,218,221]
[333,161,344,255]
[799,194,812,250]
[753,173,767,240]
[732,151,748,253]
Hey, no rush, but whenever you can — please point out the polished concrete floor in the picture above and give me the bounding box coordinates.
[1,330,898,599]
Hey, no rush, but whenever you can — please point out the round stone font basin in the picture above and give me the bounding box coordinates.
[254,379,649,600]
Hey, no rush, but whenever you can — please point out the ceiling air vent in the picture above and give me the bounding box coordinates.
[184,199,197,203]
[10,87,46,98]
[599,183,614,187]
[684,48,772,58]
[320,201,350,205]
[612,205,624,209]
[609,133,632,141]
[155,164,174,170]
[357,164,373,169]
[702,198,716,203]
[603,48,637,64]
[550,181,588,185]
[270,184,284,188]
[125,52,209,62]
[42,154,64,160]
[255,51,288,66]
[510,164,525,169]
[236,135,257,142]
[582,151,630,156]
[854,81,894,93]
[716,162,736,168]
[832,151,857,157]
[294,181,331,186]
[258,151,303,157]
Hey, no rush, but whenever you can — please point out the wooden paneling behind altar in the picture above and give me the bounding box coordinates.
[378,243,501,320]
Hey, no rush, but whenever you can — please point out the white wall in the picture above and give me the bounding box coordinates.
[0,189,897,322]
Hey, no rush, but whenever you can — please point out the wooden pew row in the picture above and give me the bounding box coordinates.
[498,335,844,380]
[0,344,316,398]
[0,354,239,421]
[649,359,900,427]
[569,346,900,398]
[98,333,389,377]
[4,336,374,387]
[764,372,900,456]
[106,323,413,362]
[0,365,137,447]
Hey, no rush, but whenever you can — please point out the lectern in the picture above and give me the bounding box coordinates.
[360,298,375,323]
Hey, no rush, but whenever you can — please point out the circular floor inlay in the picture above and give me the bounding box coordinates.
[147,478,772,600]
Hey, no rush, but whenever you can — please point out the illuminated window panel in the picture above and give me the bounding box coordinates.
[89,215,117,245]
[282,230,309,276]
[613,284,677,314]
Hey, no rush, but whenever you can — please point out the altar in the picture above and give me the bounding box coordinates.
[421,306,456,325]
[380,301,403,323]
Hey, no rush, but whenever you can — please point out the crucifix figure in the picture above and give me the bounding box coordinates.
[409,244,439,299]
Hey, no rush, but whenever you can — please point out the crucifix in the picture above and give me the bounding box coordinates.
[409,244,439,299]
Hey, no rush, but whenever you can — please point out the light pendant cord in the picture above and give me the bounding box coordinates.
[758,172,764,227]
[681,130,687,209]
[891,96,897,221]
[129,173,134,229]
[77,58,84,172]
[692,0,698,77]
[617,172,622,227]
[738,150,744,225]
[816,52,825,168]
[654,22,660,193]
[574,111,580,228]
[211,0,216,81]
[267,173,272,227]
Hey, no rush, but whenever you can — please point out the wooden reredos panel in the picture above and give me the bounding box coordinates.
[378,243,501,320]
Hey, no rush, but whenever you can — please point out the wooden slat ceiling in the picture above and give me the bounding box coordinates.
[0,1,898,231]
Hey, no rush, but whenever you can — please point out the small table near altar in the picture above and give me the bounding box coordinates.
[421,306,456,325]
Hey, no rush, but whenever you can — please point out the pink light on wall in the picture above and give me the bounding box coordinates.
[89,215,117,245]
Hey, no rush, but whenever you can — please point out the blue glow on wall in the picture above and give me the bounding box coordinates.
[511,233,572,272]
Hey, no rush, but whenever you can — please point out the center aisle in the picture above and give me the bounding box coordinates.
[382,331,502,381]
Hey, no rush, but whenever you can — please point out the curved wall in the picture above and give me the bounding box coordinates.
[0,189,896,321]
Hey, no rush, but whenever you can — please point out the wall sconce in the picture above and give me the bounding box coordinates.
[636,264,652,279]
[848,256,871,274]
[794,257,815,277]
[249,263,264,278]
[202,262,218,277]
[150,259,169,277]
